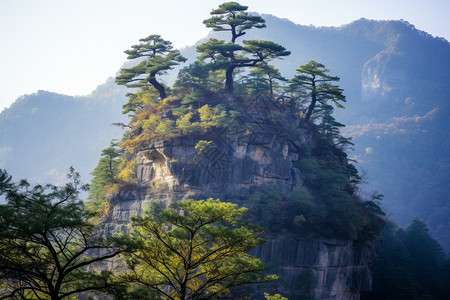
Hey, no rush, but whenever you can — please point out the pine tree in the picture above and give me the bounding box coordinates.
[87,140,123,211]
[197,2,290,93]
[116,35,186,100]
[290,60,346,121]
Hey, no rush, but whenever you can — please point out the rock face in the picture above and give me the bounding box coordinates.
[251,238,373,300]
[103,101,374,299]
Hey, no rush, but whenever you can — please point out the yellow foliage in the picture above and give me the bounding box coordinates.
[142,115,161,131]
[155,120,176,139]
[117,158,136,182]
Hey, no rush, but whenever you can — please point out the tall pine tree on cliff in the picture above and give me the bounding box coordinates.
[116,34,186,100]
[197,2,290,93]
[290,60,346,122]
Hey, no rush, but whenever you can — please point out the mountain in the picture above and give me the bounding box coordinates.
[0,16,449,250]
[0,78,127,185]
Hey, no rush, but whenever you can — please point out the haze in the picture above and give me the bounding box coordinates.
[1,0,449,111]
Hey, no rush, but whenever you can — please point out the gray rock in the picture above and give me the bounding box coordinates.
[101,105,374,299]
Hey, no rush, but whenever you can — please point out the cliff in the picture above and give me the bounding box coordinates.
[101,97,376,299]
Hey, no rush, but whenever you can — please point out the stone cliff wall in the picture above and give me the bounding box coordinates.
[103,106,374,299]
[251,237,373,300]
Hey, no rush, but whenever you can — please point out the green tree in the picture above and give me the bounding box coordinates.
[120,198,276,299]
[362,219,447,300]
[198,2,290,93]
[318,104,354,150]
[404,219,446,297]
[87,140,124,212]
[247,62,287,99]
[0,168,128,300]
[116,34,186,100]
[290,60,346,122]
[202,2,266,43]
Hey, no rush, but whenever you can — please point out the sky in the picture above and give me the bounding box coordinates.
[1,0,449,112]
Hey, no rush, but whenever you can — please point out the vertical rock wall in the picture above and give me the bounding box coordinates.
[103,116,375,299]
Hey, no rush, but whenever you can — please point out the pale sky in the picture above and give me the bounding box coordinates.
[1,0,449,111]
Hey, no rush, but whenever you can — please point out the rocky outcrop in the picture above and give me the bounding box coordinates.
[251,237,373,300]
[103,100,374,299]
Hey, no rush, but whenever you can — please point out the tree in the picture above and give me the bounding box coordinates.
[87,140,124,212]
[318,103,353,149]
[198,2,290,93]
[203,2,266,43]
[120,198,276,299]
[0,168,128,300]
[362,219,447,300]
[248,62,287,99]
[290,60,346,121]
[116,35,186,100]
[403,219,446,296]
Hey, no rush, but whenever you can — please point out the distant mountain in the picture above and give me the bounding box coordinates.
[0,16,449,250]
[0,78,127,185]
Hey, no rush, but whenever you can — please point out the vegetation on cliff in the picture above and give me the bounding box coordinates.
[88,1,384,242]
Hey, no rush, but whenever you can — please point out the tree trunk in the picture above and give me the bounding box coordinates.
[305,81,316,121]
[148,75,166,99]
[225,66,235,93]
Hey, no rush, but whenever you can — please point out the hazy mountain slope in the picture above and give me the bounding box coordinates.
[1,16,449,249]
[0,78,127,185]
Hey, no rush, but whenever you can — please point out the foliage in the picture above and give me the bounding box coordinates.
[361,219,449,300]
[295,269,317,300]
[194,140,215,154]
[290,60,346,121]
[264,293,288,300]
[243,62,287,99]
[87,140,124,213]
[197,2,290,93]
[319,104,353,150]
[116,34,186,100]
[203,2,266,43]
[248,141,384,241]
[119,198,277,299]
[0,168,129,300]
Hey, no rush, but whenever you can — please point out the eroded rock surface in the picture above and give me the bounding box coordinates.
[103,102,374,299]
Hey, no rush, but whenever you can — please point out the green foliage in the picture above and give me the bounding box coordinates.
[244,62,287,98]
[203,2,266,43]
[116,34,186,100]
[122,87,160,115]
[249,184,283,229]
[87,140,124,213]
[246,136,383,240]
[0,168,129,300]
[197,3,290,93]
[295,147,374,239]
[319,104,353,150]
[362,219,449,300]
[264,292,289,300]
[194,140,215,154]
[290,60,346,121]
[120,198,277,299]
